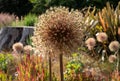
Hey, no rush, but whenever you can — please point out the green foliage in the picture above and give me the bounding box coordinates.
[30,0,87,14]
[0,71,12,81]
[0,0,33,17]
[12,13,38,26]
[64,53,84,81]
[23,13,38,26]
[26,35,33,46]
[30,0,120,15]
[0,54,13,73]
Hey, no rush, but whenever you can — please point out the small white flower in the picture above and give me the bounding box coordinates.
[15,72,18,77]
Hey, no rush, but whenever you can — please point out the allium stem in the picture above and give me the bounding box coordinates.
[49,54,52,81]
[60,53,64,81]
[116,52,119,71]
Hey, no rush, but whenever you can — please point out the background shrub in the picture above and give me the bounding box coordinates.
[0,54,13,73]
[0,13,15,27]
[0,0,33,17]
[12,13,38,26]
[30,0,120,15]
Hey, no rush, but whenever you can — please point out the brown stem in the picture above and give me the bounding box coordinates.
[49,54,52,81]
[60,54,64,81]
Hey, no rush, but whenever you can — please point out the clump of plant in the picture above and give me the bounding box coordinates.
[64,53,84,81]
[0,53,13,73]
[0,70,12,81]
[12,13,38,26]
[0,13,15,27]
[84,2,120,59]
[84,2,120,80]
[15,54,58,81]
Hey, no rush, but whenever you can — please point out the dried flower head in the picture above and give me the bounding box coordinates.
[23,45,33,54]
[109,41,120,52]
[108,55,117,63]
[85,38,96,50]
[32,6,84,55]
[12,42,23,53]
[96,32,108,42]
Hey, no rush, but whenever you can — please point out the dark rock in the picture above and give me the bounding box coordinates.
[0,26,34,51]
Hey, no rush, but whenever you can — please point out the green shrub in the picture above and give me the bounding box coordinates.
[23,13,37,26]
[12,13,38,26]
[0,54,13,73]
[0,0,33,17]
[0,71,12,81]
[30,0,120,15]
[64,53,84,81]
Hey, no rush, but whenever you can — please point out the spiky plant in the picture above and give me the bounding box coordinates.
[32,6,84,81]
[84,2,120,74]
[84,2,120,57]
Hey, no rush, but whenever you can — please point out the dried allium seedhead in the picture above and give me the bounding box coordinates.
[23,45,33,54]
[32,7,84,55]
[96,32,108,42]
[108,55,117,63]
[109,41,120,52]
[85,38,96,50]
[12,42,23,54]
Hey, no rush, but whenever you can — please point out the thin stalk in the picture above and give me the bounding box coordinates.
[116,52,119,72]
[49,54,52,81]
[60,53,64,81]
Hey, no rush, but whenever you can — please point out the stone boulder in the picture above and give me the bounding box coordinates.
[0,26,34,51]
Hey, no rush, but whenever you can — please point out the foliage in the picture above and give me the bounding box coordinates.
[29,0,86,14]
[84,3,120,79]
[64,53,84,81]
[0,54,13,73]
[15,54,58,81]
[23,13,38,26]
[84,2,120,58]
[12,13,38,26]
[0,0,33,17]
[30,0,120,15]
[0,70,12,81]
[0,13,15,27]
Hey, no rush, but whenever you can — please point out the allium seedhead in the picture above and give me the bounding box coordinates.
[24,45,33,54]
[108,55,117,63]
[12,42,23,54]
[32,7,84,55]
[96,32,108,42]
[109,41,120,52]
[85,38,96,50]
